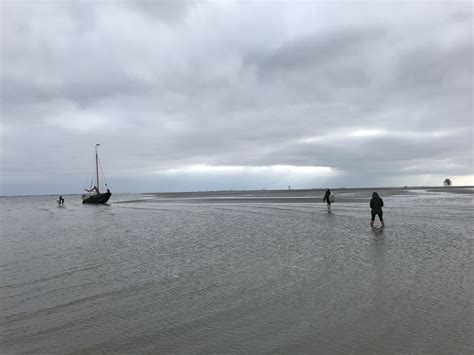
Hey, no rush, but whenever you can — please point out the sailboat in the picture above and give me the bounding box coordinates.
[82,144,112,204]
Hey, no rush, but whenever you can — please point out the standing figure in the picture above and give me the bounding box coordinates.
[370,192,384,228]
[323,189,332,212]
[58,195,64,205]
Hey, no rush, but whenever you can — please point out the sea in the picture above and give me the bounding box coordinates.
[1,187,472,354]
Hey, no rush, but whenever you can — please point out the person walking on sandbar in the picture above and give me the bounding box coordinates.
[370,192,384,228]
[323,189,332,212]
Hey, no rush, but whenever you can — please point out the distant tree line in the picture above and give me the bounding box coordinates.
[443,178,452,187]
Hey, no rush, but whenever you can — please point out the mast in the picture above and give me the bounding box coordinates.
[95,144,100,192]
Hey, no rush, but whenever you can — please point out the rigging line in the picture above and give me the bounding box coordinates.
[98,158,109,187]
[83,154,95,189]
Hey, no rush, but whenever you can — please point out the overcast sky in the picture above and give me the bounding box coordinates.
[1,0,473,195]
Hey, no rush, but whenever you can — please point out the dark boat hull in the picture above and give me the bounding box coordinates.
[82,192,111,204]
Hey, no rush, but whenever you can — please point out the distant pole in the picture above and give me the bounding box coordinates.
[96,144,100,192]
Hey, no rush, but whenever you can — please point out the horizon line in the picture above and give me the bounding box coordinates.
[1,185,473,198]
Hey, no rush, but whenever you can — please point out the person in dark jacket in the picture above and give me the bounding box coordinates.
[370,192,384,227]
[323,189,332,211]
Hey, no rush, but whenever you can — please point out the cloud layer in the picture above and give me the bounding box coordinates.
[1,1,472,194]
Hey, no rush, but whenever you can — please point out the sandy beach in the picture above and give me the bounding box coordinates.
[123,186,474,204]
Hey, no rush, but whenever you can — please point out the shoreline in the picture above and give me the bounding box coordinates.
[1,186,472,199]
[116,186,473,204]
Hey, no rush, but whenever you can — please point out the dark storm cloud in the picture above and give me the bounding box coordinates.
[0,1,472,195]
[126,0,197,22]
[2,69,153,108]
[246,26,387,76]
[394,44,471,87]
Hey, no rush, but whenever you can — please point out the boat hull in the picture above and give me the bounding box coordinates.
[82,191,111,204]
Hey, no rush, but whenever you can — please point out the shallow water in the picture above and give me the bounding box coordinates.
[0,189,472,353]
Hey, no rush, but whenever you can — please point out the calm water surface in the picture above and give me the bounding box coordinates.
[0,189,472,353]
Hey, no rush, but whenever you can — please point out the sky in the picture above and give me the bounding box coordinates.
[1,0,473,195]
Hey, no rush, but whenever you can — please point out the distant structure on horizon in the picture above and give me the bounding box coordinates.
[443,178,452,187]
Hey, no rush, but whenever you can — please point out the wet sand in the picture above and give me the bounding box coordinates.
[121,186,473,204]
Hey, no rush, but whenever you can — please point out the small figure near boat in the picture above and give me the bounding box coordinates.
[85,186,100,195]
[323,189,334,212]
[370,192,385,228]
[57,195,64,205]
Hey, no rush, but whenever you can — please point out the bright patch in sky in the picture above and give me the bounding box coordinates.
[299,129,457,144]
[350,129,386,137]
